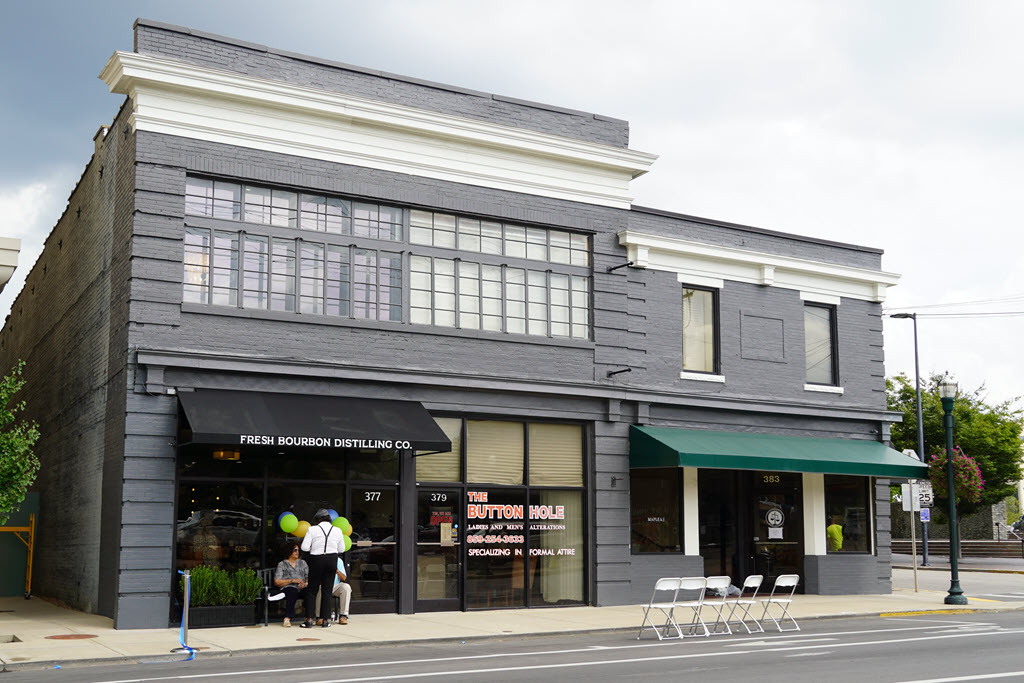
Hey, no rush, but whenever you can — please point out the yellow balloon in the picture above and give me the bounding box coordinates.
[294,520,311,538]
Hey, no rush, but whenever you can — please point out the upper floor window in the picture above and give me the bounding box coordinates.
[804,303,837,385]
[185,177,403,242]
[183,176,592,340]
[682,287,717,374]
[410,210,589,266]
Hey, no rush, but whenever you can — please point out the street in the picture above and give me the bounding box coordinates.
[4,609,1024,683]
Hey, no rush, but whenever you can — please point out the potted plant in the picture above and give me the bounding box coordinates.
[181,566,263,628]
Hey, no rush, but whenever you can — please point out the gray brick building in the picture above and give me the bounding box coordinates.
[0,19,925,629]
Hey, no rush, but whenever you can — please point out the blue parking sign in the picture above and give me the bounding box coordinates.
[919,508,931,523]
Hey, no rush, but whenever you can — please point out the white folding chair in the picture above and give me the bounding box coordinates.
[673,576,710,638]
[703,576,733,635]
[726,574,764,634]
[760,574,800,632]
[637,577,684,640]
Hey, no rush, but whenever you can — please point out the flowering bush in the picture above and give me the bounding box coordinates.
[928,447,984,505]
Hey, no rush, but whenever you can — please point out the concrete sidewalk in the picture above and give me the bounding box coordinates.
[3,585,1023,672]
[891,553,1024,574]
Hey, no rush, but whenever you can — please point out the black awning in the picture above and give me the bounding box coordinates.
[178,389,452,452]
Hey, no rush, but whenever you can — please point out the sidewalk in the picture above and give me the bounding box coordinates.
[892,553,1024,574]
[4,584,1024,672]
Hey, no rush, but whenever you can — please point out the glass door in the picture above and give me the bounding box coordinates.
[750,472,803,588]
[415,488,461,611]
[347,486,397,613]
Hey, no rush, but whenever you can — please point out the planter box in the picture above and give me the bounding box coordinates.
[187,604,256,628]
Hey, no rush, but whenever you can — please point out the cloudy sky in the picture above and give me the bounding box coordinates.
[2,0,1022,409]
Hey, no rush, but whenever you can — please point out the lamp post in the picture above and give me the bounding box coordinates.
[890,312,929,564]
[939,375,967,605]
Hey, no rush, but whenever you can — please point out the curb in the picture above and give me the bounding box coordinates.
[893,565,1024,575]
[7,608,1024,672]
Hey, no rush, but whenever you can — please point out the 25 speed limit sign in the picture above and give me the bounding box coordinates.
[917,481,934,508]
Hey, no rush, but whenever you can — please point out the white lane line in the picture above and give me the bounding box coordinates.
[89,622,999,683]
[724,637,837,647]
[979,593,1024,598]
[896,672,1024,682]
[298,628,1024,683]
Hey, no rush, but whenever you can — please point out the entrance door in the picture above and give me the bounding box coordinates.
[347,486,397,613]
[750,472,803,587]
[415,488,461,611]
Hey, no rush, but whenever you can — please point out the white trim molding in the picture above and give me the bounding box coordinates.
[803,472,827,556]
[679,371,726,383]
[804,384,845,395]
[101,52,658,209]
[619,230,900,303]
[0,237,20,295]
[682,467,700,555]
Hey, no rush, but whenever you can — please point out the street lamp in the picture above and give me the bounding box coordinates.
[939,375,967,605]
[889,312,929,564]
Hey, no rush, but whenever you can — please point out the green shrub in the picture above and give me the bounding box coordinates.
[233,568,264,604]
[182,566,265,606]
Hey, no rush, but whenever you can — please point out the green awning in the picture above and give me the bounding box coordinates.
[630,425,927,479]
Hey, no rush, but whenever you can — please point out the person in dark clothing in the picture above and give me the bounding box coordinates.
[299,508,344,628]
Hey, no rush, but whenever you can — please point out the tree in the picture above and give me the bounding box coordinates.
[0,361,40,524]
[886,373,1023,518]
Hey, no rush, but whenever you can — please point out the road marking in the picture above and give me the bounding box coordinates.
[725,637,837,647]
[89,622,1004,683]
[896,672,1024,682]
[979,593,1024,598]
[295,629,1024,682]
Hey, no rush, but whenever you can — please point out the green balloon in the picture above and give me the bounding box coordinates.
[331,515,347,530]
[280,513,298,534]
[342,534,352,552]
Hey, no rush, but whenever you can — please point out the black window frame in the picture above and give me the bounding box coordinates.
[681,285,720,375]
[804,302,839,386]
[628,467,685,554]
[823,474,872,554]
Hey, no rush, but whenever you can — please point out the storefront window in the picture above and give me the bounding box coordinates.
[466,488,526,608]
[467,420,524,485]
[177,447,265,479]
[267,450,346,481]
[528,424,583,486]
[176,482,263,572]
[630,468,681,553]
[825,475,871,553]
[348,449,400,481]
[528,489,584,605]
[416,417,462,482]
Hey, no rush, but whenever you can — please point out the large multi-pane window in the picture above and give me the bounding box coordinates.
[410,256,589,339]
[682,287,717,373]
[805,303,838,385]
[184,176,592,339]
[182,227,401,321]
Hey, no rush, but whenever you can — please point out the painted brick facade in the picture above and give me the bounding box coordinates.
[0,19,902,628]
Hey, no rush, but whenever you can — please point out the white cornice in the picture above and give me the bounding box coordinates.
[619,230,899,303]
[0,237,20,294]
[100,52,657,209]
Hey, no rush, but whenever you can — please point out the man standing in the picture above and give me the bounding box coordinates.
[300,509,344,628]
[333,556,352,625]
[826,516,844,552]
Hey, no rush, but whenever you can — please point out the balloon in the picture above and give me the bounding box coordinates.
[327,509,339,521]
[294,520,311,538]
[279,513,298,534]
[342,535,352,552]
[331,516,346,530]
[276,511,291,526]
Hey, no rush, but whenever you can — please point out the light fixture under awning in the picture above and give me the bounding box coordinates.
[629,425,927,479]
[178,389,452,452]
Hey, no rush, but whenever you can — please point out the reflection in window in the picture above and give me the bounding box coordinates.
[630,468,682,552]
[528,489,584,605]
[465,488,525,608]
[805,303,837,385]
[682,287,716,373]
[825,475,870,553]
[176,481,264,573]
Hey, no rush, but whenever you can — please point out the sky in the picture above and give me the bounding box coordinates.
[2,0,1023,411]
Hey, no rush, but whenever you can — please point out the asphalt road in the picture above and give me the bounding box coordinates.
[893,566,1024,601]
[6,610,1024,683]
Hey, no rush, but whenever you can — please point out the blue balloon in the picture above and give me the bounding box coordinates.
[277,511,292,526]
[327,508,339,521]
